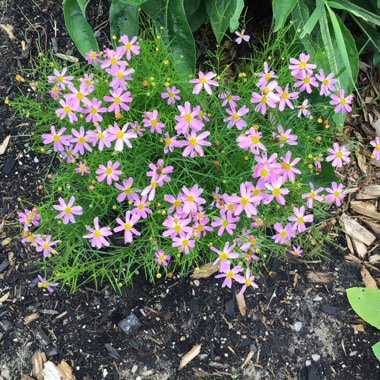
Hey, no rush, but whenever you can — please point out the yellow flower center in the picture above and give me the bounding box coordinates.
[227,95,233,100]
[184,113,193,122]
[260,168,269,176]
[226,270,234,279]
[220,251,228,260]
[250,237,257,245]
[98,132,105,139]
[125,42,132,50]
[297,216,304,223]
[187,195,195,202]
[252,188,260,196]
[151,119,158,126]
[28,212,35,219]
[90,107,98,114]
[261,96,268,104]
[281,92,289,99]
[116,71,124,79]
[241,197,249,206]
[281,162,291,170]
[124,222,132,230]
[227,204,234,211]
[200,77,207,84]
[334,191,341,197]
[165,137,173,145]
[151,181,158,188]
[57,75,64,81]
[94,230,101,237]
[299,61,307,69]
[168,91,174,97]
[78,136,86,144]
[340,98,347,105]
[64,105,72,113]
[189,137,198,146]
[38,281,49,288]
[265,73,271,79]
[158,254,165,261]
[137,203,144,210]
[263,87,270,95]
[76,92,84,100]
[251,136,260,144]
[322,79,329,85]
[173,199,182,207]
[90,52,97,58]
[182,239,189,246]
[53,134,61,142]
[43,243,50,249]
[114,96,121,104]
[336,151,343,158]
[272,188,281,196]
[110,57,118,65]
[310,191,316,198]
[303,77,310,84]
[280,135,288,141]
[174,224,182,233]
[232,112,240,120]
[64,207,72,214]
[124,186,131,194]
[280,230,287,237]
[376,144,380,150]
[222,219,229,227]
[116,130,124,139]
[105,168,113,175]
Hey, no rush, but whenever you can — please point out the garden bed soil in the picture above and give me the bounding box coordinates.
[1,1,380,379]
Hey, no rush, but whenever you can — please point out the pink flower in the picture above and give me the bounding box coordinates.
[82,98,107,124]
[48,68,73,89]
[87,126,111,151]
[107,122,137,151]
[103,88,132,114]
[147,159,173,183]
[235,29,250,44]
[297,99,310,117]
[101,48,124,68]
[53,196,83,224]
[18,208,40,228]
[294,72,319,94]
[330,89,353,113]
[119,35,140,60]
[211,242,239,272]
[114,211,141,244]
[228,183,260,217]
[37,275,59,293]
[64,83,90,110]
[325,182,345,206]
[224,105,249,129]
[302,183,324,208]
[161,86,181,105]
[164,194,183,214]
[215,263,243,289]
[42,126,72,152]
[272,223,295,244]
[163,132,181,153]
[218,92,241,108]
[235,269,258,294]
[49,86,62,99]
[264,177,289,205]
[55,99,78,123]
[106,62,135,90]
[35,235,59,257]
[181,185,206,214]
[96,161,122,185]
[189,71,219,95]
[256,62,278,88]
[274,125,298,147]
[315,69,338,96]
[71,126,92,155]
[252,153,281,185]
[279,151,301,181]
[180,131,211,158]
[276,84,299,111]
[289,53,316,77]
[326,143,351,168]
[143,110,165,134]
[250,83,279,114]
[76,161,90,175]
[131,195,152,218]
[155,250,171,266]
[370,137,380,160]
[174,102,204,134]
[289,246,303,257]
[172,231,195,254]
[83,217,112,249]
[163,215,192,237]
[79,74,96,92]
[288,206,313,232]
[236,128,266,154]
[115,178,136,202]
[211,209,239,236]
[86,50,101,64]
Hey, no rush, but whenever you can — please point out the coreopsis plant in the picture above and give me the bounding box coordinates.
[12,31,361,293]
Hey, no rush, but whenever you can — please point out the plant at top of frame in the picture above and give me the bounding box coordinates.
[63,0,245,76]
[11,29,376,294]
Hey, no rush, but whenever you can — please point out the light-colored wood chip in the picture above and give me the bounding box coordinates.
[20,375,35,380]
[235,292,247,317]
[351,201,380,221]
[361,266,378,288]
[356,152,367,174]
[352,238,368,259]
[0,24,15,39]
[32,350,47,380]
[141,369,155,378]
[345,254,362,263]
[339,213,376,246]
[369,254,380,264]
[24,313,40,325]
[0,291,10,303]
[0,136,10,155]
[179,344,201,370]
[57,360,76,380]
[241,350,255,369]
[345,234,355,255]
[363,220,380,235]
[352,324,364,333]
[306,271,333,284]
[356,185,380,200]
[190,262,219,279]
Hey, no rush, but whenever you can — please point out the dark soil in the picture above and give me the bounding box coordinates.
[1,1,380,380]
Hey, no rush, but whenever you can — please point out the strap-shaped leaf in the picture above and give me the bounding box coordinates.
[110,0,139,42]
[229,0,244,32]
[327,0,380,26]
[300,0,324,37]
[292,1,315,55]
[272,0,297,32]
[63,0,99,57]
[119,0,147,5]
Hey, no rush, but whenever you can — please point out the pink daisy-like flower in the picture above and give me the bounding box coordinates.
[42,126,72,152]
[172,231,195,255]
[274,125,298,147]
[280,151,301,181]
[101,49,124,69]
[272,222,295,244]
[294,72,319,94]
[256,62,278,88]
[162,215,192,238]
[297,99,310,117]
[252,152,281,185]
[119,35,140,60]
[37,275,59,293]
[83,217,112,249]
[218,92,241,108]
[235,268,258,294]
[163,132,181,154]
[180,131,211,158]
[288,206,314,232]
[276,84,299,111]
[35,235,59,257]
[76,161,90,176]
[161,86,181,105]
[71,126,92,155]
[211,209,240,236]
[181,185,206,214]
[131,195,152,219]
[224,105,249,129]
[64,83,90,110]
[147,159,173,184]
[289,246,303,257]
[143,110,165,134]
[325,182,346,207]
[107,122,137,151]
[215,263,243,289]
[330,89,354,113]
[164,194,183,214]
[115,178,136,203]
[55,99,78,124]
[96,161,122,185]
[53,196,83,224]
[79,73,96,92]
[326,143,351,168]
[114,211,141,244]
[228,182,260,217]
[18,208,40,228]
[107,62,135,90]
[302,182,324,208]
[235,29,250,44]
[250,84,279,115]
[370,137,380,160]
[174,101,204,135]
[48,67,74,89]
[103,88,132,114]
[236,128,266,155]
[87,126,111,151]
[49,86,62,99]
[289,53,316,77]
[155,250,171,266]
[211,242,239,272]
[189,71,219,95]
[315,69,338,96]
[264,177,289,205]
[86,50,102,65]
[82,98,107,124]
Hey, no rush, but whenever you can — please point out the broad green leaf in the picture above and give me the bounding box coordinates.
[205,0,238,43]
[229,0,245,32]
[184,0,201,16]
[110,0,139,43]
[306,161,338,188]
[272,0,297,32]
[291,1,315,55]
[372,342,380,361]
[142,0,196,76]
[119,0,147,5]
[327,0,380,26]
[300,0,324,37]
[326,5,359,92]
[187,2,208,32]
[347,288,380,329]
[63,0,99,57]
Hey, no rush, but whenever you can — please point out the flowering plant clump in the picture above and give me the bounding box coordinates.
[12,31,362,293]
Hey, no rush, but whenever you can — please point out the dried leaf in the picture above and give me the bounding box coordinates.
[306,271,333,284]
[179,344,201,370]
[0,291,10,303]
[339,213,376,246]
[190,262,218,279]
[55,53,79,63]
[356,152,367,174]
[345,254,362,263]
[0,24,15,39]
[57,360,76,380]
[235,292,247,317]
[361,266,378,288]
[352,324,364,332]
[241,350,255,368]
[0,136,11,155]
[24,313,40,325]
[32,350,47,380]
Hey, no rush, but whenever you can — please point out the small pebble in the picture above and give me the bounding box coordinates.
[293,321,302,332]
[193,280,200,287]
[131,365,138,374]
[312,354,320,362]
[118,313,141,336]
